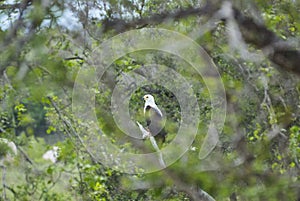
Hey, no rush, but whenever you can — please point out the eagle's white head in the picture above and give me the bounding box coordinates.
[143,94,163,116]
[143,94,156,106]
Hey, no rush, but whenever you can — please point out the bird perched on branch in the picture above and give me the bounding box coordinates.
[143,94,167,143]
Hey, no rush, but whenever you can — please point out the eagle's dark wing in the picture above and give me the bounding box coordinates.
[145,105,167,143]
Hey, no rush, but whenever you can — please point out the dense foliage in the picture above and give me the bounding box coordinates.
[1,0,300,200]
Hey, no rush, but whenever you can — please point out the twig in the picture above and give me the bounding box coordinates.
[64,56,84,61]
[3,70,15,91]
[47,96,97,164]
[1,165,7,201]
[3,184,16,198]
[38,171,61,200]
[17,146,34,165]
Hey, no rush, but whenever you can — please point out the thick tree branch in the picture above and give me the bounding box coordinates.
[100,1,300,75]
[101,2,219,33]
[0,3,22,10]
[232,8,300,74]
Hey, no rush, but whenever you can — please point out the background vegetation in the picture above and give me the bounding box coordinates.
[1,0,300,200]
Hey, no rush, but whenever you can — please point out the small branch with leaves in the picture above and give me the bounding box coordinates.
[47,96,98,164]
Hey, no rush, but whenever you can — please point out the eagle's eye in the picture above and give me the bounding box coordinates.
[145,96,148,99]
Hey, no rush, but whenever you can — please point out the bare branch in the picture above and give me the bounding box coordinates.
[17,146,34,165]
[0,3,22,10]
[64,56,85,61]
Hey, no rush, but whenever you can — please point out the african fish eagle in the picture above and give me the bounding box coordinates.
[143,94,167,143]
